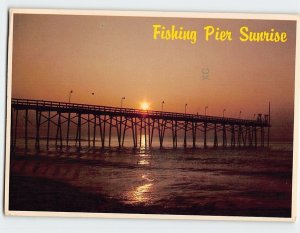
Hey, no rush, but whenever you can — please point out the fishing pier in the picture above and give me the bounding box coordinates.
[10,99,271,150]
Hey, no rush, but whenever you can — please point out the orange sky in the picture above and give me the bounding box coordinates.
[11,14,296,140]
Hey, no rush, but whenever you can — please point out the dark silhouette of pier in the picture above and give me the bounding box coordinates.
[10,98,271,150]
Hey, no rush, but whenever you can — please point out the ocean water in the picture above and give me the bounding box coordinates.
[9,137,293,217]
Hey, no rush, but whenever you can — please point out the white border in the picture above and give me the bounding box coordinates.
[4,8,300,222]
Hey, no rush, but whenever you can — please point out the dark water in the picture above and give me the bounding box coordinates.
[9,139,293,217]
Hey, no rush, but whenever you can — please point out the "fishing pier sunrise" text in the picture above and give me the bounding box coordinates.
[152,24,288,44]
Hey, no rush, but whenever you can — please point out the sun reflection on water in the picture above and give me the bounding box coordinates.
[137,134,151,165]
[124,173,154,204]
[132,183,153,203]
[125,136,154,204]
[139,134,147,150]
[141,174,154,182]
[138,159,149,165]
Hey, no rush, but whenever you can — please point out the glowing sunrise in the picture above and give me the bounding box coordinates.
[140,101,150,110]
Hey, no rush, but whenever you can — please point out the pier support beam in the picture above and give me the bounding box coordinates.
[108,116,113,148]
[122,117,128,148]
[139,118,143,147]
[214,123,218,148]
[55,112,63,149]
[93,114,96,147]
[150,119,155,148]
[76,113,82,150]
[204,122,207,149]
[148,118,151,147]
[171,120,178,149]
[35,110,41,149]
[222,124,227,148]
[184,121,187,148]
[192,122,196,148]
[231,124,235,148]
[66,112,71,147]
[238,125,242,147]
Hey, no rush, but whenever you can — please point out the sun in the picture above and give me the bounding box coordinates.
[140,101,150,110]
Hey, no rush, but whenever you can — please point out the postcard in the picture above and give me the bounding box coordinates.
[5,9,299,221]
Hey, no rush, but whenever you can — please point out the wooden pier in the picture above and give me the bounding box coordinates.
[10,98,271,150]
